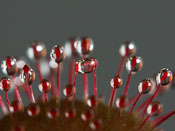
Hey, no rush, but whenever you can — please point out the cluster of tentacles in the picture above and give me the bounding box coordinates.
[0,38,174,131]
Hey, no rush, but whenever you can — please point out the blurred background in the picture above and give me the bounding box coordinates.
[0,0,175,130]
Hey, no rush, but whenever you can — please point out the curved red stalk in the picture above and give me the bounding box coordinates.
[49,70,55,98]
[109,89,116,108]
[5,92,10,113]
[135,95,152,112]
[36,60,43,81]
[83,74,88,100]
[138,114,151,130]
[117,56,126,76]
[94,70,97,97]
[124,71,132,97]
[29,85,35,103]
[152,110,175,129]
[56,64,60,100]
[73,72,77,100]
[44,92,48,106]
[68,57,74,84]
[129,93,142,113]
[12,76,23,105]
[141,85,160,117]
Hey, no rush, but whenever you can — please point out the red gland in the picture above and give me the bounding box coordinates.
[110,76,123,89]
[20,65,35,85]
[74,37,94,57]
[50,45,65,64]
[89,119,102,130]
[116,95,129,109]
[126,55,143,74]
[27,104,40,117]
[138,79,153,94]
[47,107,59,119]
[26,41,46,60]
[38,79,51,93]
[10,100,22,113]
[63,84,75,97]
[81,110,94,121]
[0,77,12,92]
[156,68,173,86]
[147,101,163,116]
[87,96,97,108]
[65,109,76,118]
[75,58,98,74]
[119,41,136,57]
[1,56,18,76]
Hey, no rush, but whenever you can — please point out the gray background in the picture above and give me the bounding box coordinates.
[0,0,175,131]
